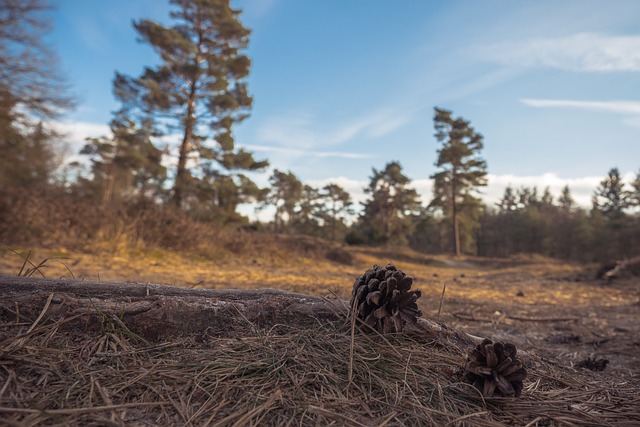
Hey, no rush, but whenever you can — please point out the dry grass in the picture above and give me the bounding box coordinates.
[1,241,639,425]
[1,302,639,426]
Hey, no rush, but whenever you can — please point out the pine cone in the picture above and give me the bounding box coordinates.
[350,263,422,334]
[464,338,528,398]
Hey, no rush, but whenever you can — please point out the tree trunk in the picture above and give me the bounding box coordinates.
[0,277,472,344]
[454,215,461,256]
[0,277,343,341]
[172,81,198,209]
[451,173,460,256]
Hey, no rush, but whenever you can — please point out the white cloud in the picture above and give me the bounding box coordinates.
[257,108,413,150]
[520,98,640,127]
[242,144,373,160]
[476,32,640,72]
[307,173,630,213]
[237,171,634,223]
[54,121,111,153]
[485,173,603,208]
[520,98,640,114]
[306,176,368,205]
[52,121,110,166]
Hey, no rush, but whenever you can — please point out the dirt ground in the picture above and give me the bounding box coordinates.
[2,243,639,382]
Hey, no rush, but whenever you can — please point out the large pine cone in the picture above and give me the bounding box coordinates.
[465,339,528,397]
[350,263,422,334]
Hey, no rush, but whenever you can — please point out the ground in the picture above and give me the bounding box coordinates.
[2,241,638,380]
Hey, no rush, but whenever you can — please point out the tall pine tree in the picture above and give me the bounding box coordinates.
[430,107,487,255]
[116,0,267,211]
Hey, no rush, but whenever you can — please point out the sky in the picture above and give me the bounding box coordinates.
[49,0,640,215]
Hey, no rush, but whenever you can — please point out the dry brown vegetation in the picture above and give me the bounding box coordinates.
[1,238,639,426]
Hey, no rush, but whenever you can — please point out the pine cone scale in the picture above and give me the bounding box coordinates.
[464,339,528,398]
[350,263,422,334]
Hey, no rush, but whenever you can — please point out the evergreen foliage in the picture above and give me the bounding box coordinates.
[115,0,268,211]
[0,0,73,188]
[430,108,488,255]
[80,113,167,207]
[266,169,303,234]
[594,168,630,222]
[349,162,420,245]
[319,183,354,241]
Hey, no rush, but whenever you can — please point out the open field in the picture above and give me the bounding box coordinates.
[1,240,639,425]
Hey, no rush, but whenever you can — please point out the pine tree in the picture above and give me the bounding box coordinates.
[558,185,575,211]
[116,0,267,210]
[541,187,554,207]
[81,112,167,207]
[266,169,303,233]
[430,107,487,255]
[358,161,420,244]
[0,0,73,187]
[594,168,629,221]
[320,183,354,241]
[498,186,517,212]
[629,169,640,209]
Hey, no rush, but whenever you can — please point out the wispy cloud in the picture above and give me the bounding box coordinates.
[521,99,640,114]
[257,109,413,150]
[242,145,373,160]
[476,32,640,72]
[239,0,279,19]
[520,98,640,127]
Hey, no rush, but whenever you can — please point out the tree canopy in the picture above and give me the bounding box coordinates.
[0,0,74,188]
[430,107,487,255]
[351,161,421,245]
[115,0,267,210]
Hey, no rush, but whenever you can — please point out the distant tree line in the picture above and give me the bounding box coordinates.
[1,0,639,263]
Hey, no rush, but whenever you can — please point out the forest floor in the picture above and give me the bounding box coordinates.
[2,239,640,425]
[1,239,638,380]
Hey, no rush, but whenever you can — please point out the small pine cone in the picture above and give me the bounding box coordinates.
[464,339,528,398]
[350,263,422,334]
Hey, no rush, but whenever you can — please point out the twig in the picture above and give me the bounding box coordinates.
[507,315,580,322]
[0,402,169,415]
[347,298,357,390]
[26,293,54,334]
[436,282,447,320]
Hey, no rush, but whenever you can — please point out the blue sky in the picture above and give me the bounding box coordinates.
[50,0,640,211]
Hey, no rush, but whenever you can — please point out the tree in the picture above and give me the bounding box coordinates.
[290,185,323,236]
[558,185,575,211]
[266,169,302,233]
[116,0,267,210]
[593,168,629,221]
[319,183,354,241]
[0,0,74,187]
[356,161,420,244]
[497,185,517,212]
[81,112,167,208]
[629,169,640,209]
[0,0,72,119]
[541,187,554,206]
[430,107,488,255]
